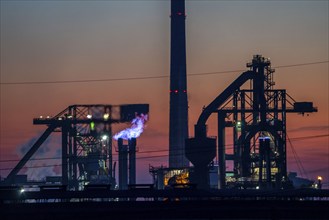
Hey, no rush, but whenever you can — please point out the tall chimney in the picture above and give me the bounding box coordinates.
[169,0,189,168]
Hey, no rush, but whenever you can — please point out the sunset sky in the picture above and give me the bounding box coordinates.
[0,0,328,186]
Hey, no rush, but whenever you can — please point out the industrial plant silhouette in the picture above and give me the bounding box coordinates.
[1,1,328,219]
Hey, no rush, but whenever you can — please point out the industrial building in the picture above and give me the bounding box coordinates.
[1,0,320,193]
[151,55,317,190]
[0,0,323,200]
[3,104,149,190]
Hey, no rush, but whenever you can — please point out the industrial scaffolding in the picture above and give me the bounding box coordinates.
[186,55,317,189]
[5,104,149,190]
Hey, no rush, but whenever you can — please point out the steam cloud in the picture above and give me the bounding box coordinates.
[17,134,61,181]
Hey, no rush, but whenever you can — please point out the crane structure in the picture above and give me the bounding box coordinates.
[5,104,149,190]
[186,55,317,189]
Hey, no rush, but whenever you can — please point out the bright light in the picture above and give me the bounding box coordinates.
[90,122,95,131]
[256,186,260,189]
[236,121,242,131]
[20,188,25,194]
[87,114,92,119]
[317,176,323,181]
[102,135,108,141]
[103,113,110,120]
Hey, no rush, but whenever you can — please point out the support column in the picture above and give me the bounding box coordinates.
[62,122,69,187]
[218,112,226,189]
[281,91,287,178]
[258,145,263,188]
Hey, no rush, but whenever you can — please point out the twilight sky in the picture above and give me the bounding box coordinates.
[0,0,328,186]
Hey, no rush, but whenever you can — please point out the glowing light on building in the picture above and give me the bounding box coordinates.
[101,134,108,141]
[90,122,95,131]
[103,113,110,120]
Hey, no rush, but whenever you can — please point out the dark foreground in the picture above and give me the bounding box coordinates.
[1,200,329,220]
[1,188,329,219]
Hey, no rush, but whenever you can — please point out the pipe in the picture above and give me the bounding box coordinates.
[128,138,136,185]
[196,71,255,136]
[118,138,128,190]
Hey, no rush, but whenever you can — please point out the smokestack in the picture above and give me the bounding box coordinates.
[169,0,189,168]
[128,138,136,185]
[118,138,128,190]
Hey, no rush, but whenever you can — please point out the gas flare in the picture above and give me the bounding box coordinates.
[113,114,148,140]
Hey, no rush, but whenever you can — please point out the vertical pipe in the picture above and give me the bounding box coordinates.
[252,64,259,125]
[265,139,271,189]
[242,141,251,178]
[128,138,136,185]
[258,65,267,123]
[157,169,164,190]
[240,91,247,177]
[118,138,128,190]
